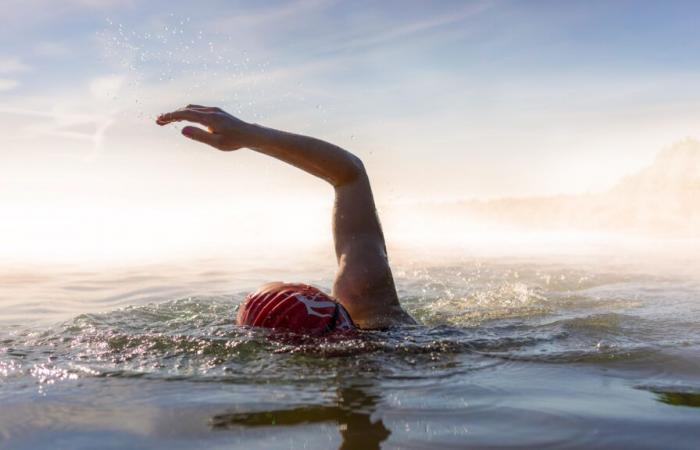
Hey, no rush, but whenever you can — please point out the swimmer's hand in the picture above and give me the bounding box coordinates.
[156,105,259,151]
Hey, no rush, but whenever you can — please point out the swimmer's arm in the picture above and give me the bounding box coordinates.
[250,131,416,327]
[156,105,361,186]
[331,177,416,328]
[156,106,415,328]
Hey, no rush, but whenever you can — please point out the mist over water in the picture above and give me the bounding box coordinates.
[1,238,699,449]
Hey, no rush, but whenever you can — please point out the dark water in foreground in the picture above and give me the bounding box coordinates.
[1,251,699,449]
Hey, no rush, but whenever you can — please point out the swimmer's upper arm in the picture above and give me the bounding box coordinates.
[331,167,415,328]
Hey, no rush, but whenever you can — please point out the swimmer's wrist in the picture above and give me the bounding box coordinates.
[242,123,298,155]
[242,122,274,151]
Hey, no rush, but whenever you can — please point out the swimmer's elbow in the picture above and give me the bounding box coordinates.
[333,153,366,187]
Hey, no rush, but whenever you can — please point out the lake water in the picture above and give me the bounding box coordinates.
[1,242,699,449]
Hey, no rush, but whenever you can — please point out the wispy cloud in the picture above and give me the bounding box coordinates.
[76,0,135,7]
[0,74,124,158]
[0,79,19,91]
[314,1,493,55]
[1,105,114,148]
[34,41,71,58]
[89,75,125,100]
[0,58,29,74]
[213,0,333,30]
[0,58,29,92]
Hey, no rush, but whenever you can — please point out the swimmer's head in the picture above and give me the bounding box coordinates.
[236,282,356,336]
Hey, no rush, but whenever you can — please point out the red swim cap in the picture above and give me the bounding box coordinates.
[236,282,356,336]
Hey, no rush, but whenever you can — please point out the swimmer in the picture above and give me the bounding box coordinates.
[157,105,416,334]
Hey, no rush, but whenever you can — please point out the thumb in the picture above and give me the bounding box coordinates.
[182,126,221,148]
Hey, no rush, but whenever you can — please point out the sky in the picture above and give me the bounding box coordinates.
[2,0,700,264]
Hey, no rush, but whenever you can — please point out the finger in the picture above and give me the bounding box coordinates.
[157,109,209,124]
[156,109,216,127]
[186,104,222,112]
[182,126,222,148]
[186,104,220,110]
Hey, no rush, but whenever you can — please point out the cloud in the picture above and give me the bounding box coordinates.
[0,105,114,147]
[89,75,125,100]
[76,0,135,6]
[213,0,332,29]
[34,42,71,58]
[317,1,493,55]
[0,75,124,158]
[0,58,29,74]
[0,78,19,91]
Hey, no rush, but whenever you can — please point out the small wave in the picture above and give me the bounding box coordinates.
[408,281,551,327]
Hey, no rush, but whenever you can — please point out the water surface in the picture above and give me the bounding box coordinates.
[1,248,699,449]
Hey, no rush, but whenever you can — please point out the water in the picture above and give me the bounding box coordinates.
[1,248,700,449]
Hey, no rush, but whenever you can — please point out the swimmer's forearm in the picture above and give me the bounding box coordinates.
[247,124,365,187]
[156,106,364,186]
